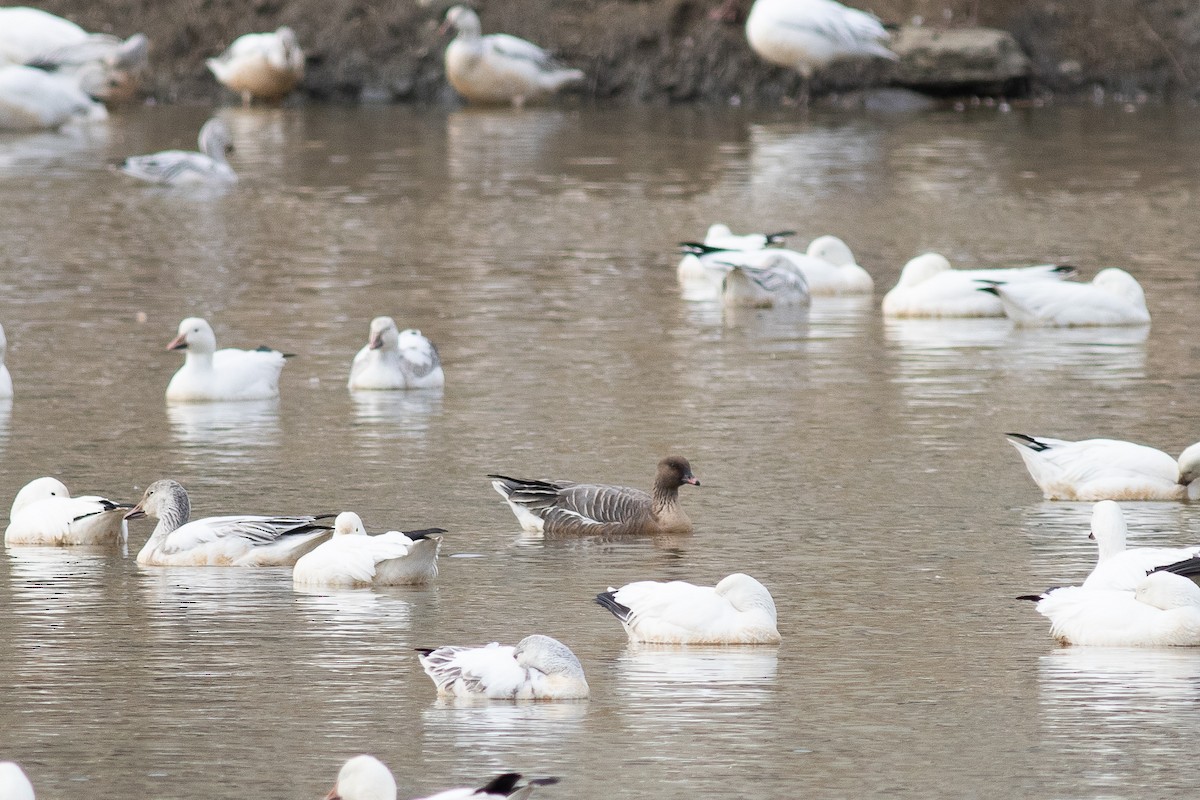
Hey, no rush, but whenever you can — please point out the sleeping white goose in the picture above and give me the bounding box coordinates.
[489,456,699,536]
[207,27,304,105]
[1020,571,1200,647]
[801,235,874,294]
[744,0,896,101]
[1077,501,1200,592]
[416,633,589,700]
[165,317,286,402]
[292,511,444,588]
[703,223,794,251]
[440,6,584,106]
[4,476,132,546]
[978,267,1151,327]
[0,762,34,800]
[596,573,781,644]
[325,755,559,800]
[0,322,12,398]
[679,238,869,299]
[125,479,333,566]
[1005,433,1200,501]
[348,317,445,390]
[881,253,1077,318]
[0,63,106,130]
[721,254,811,308]
[119,118,236,186]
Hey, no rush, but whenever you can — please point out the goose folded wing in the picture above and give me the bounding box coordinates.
[164,514,330,552]
[548,484,650,525]
[487,33,561,70]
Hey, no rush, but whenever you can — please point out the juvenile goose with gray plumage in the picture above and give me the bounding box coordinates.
[126,479,332,566]
[489,456,699,536]
[417,634,589,699]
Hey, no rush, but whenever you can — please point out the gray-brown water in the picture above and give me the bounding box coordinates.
[2,104,1200,799]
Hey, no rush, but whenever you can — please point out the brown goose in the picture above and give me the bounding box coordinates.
[488,456,699,536]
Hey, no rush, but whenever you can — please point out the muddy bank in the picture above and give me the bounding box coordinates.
[31,0,1200,104]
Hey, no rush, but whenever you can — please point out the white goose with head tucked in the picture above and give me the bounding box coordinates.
[978,267,1150,327]
[292,511,443,588]
[348,317,444,390]
[596,573,781,644]
[881,253,1078,318]
[417,633,589,699]
[325,755,559,800]
[207,27,304,105]
[4,476,132,546]
[0,63,106,130]
[703,223,794,251]
[440,5,584,106]
[165,317,286,402]
[1021,571,1200,647]
[126,479,333,566]
[119,118,237,186]
[0,761,34,800]
[679,236,870,299]
[1078,501,1200,592]
[0,322,11,398]
[1005,433,1200,501]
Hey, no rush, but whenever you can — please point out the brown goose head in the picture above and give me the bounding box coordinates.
[656,456,700,491]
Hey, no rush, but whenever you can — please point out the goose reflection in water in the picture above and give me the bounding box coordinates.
[0,397,9,453]
[351,390,442,441]
[420,699,587,762]
[166,398,280,462]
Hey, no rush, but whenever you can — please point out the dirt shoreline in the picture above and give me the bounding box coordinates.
[31,0,1200,104]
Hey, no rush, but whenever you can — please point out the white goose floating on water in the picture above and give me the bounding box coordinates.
[207,26,304,105]
[1006,433,1200,502]
[0,762,34,800]
[0,63,106,130]
[0,322,11,399]
[721,255,811,308]
[119,118,237,187]
[348,317,445,390]
[440,5,584,106]
[326,755,559,800]
[703,223,794,251]
[125,479,333,566]
[165,317,286,402]
[292,511,443,588]
[596,573,781,644]
[1077,501,1200,592]
[417,634,589,699]
[1021,571,1200,647]
[4,476,132,547]
[679,236,871,299]
[744,0,896,99]
[881,254,1077,318]
[978,267,1150,327]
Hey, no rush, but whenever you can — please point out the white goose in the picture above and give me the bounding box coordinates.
[348,318,445,390]
[703,223,794,251]
[119,118,237,186]
[1079,501,1200,592]
[440,6,584,106]
[596,573,781,644]
[126,479,333,566]
[292,511,443,588]
[0,322,12,398]
[881,253,1077,318]
[4,476,132,546]
[744,0,896,99]
[165,317,286,402]
[0,63,106,130]
[417,634,589,699]
[0,762,34,800]
[1020,571,1200,647]
[326,755,559,800]
[1006,433,1200,502]
[207,27,304,105]
[680,237,870,299]
[795,235,874,294]
[978,267,1151,327]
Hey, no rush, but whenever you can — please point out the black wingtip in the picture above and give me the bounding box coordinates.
[1016,594,1044,602]
[477,773,523,795]
[1052,264,1078,276]
[1005,433,1049,452]
[414,647,436,657]
[1149,556,1200,578]
[679,242,726,255]
[977,285,1000,296]
[595,591,632,623]
[403,527,448,541]
[765,230,796,243]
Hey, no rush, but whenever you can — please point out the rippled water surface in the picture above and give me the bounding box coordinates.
[3,104,1200,799]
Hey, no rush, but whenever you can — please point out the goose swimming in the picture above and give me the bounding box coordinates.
[119,118,237,186]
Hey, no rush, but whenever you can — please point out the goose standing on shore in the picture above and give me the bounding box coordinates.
[4,477,132,546]
[292,511,443,587]
[207,27,304,105]
[417,634,589,699]
[348,317,445,390]
[440,6,584,106]
[119,118,237,186]
[978,267,1151,327]
[489,456,700,536]
[745,0,897,102]
[882,254,1077,318]
[1005,433,1200,502]
[125,479,333,566]
[0,322,11,398]
[165,317,286,402]
[596,573,781,644]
